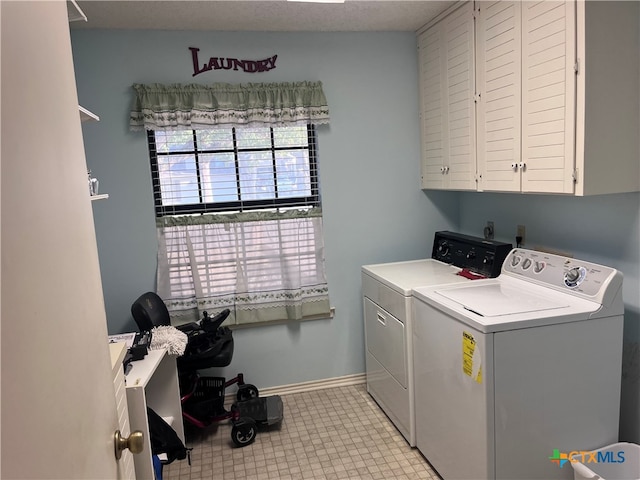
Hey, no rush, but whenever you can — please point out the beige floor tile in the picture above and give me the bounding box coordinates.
[163,384,439,480]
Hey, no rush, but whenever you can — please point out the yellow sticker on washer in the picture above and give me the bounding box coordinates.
[462,331,482,384]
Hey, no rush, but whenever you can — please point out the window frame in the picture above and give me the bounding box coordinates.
[147,125,320,218]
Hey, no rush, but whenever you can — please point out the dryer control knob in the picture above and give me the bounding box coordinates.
[437,242,449,256]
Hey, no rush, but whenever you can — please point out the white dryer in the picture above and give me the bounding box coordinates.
[362,232,511,446]
[412,249,625,479]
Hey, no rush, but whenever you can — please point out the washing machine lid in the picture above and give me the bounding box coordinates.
[362,259,467,296]
[436,283,569,317]
[415,276,605,333]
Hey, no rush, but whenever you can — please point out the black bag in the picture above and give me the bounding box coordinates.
[147,407,188,464]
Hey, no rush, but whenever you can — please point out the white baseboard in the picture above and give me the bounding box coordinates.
[226,372,366,401]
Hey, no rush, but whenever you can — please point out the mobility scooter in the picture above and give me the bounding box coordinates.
[131,292,283,447]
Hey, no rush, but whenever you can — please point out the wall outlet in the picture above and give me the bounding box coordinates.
[484,221,495,240]
[517,224,526,246]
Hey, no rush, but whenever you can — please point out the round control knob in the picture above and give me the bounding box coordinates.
[437,242,449,257]
[466,250,476,260]
[565,268,580,283]
[533,261,546,274]
[521,258,532,270]
[564,266,586,288]
[511,255,521,267]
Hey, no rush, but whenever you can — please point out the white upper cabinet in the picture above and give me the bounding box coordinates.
[418,0,639,196]
[418,2,476,191]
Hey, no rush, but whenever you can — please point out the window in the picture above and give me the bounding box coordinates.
[148,125,319,216]
[148,125,330,326]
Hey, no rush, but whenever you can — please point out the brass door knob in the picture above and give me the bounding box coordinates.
[114,430,144,460]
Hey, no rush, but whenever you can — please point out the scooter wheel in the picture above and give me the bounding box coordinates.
[237,384,259,402]
[231,417,257,447]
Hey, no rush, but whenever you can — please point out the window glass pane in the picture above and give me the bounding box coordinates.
[236,127,271,149]
[155,131,194,153]
[273,126,307,147]
[150,125,316,214]
[238,152,275,200]
[276,150,311,198]
[157,154,199,205]
[196,129,233,150]
[200,153,238,202]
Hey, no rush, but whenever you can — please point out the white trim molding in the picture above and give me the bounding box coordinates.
[227,373,366,401]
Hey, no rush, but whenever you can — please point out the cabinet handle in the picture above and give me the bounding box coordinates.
[519,162,526,171]
[444,165,450,174]
[511,162,519,171]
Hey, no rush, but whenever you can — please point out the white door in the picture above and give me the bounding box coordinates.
[2,2,126,478]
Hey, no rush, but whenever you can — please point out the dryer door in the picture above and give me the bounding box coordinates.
[364,298,407,388]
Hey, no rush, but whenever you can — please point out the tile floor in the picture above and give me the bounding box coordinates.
[164,383,439,480]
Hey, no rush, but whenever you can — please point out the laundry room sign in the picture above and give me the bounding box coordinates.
[189,47,278,77]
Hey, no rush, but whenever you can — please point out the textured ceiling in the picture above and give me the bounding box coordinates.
[70,1,457,32]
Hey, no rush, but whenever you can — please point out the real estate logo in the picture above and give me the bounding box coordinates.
[549,448,625,468]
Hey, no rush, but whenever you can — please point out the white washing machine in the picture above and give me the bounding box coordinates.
[412,248,625,480]
[362,232,511,446]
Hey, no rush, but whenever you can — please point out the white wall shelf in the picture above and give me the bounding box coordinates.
[67,0,87,22]
[79,105,99,123]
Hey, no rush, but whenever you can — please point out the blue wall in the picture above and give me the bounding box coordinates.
[72,25,640,442]
[71,30,459,387]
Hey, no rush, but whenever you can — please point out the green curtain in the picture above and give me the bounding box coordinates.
[130,81,330,131]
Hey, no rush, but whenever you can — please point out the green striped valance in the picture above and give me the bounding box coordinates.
[130,81,330,131]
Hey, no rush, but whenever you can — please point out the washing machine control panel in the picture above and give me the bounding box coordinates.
[503,249,619,298]
[432,231,512,278]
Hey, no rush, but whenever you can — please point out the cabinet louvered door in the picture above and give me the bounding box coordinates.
[521,0,576,193]
[443,2,476,190]
[419,22,448,189]
[476,1,522,192]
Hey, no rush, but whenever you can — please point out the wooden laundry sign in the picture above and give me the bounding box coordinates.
[189,47,278,77]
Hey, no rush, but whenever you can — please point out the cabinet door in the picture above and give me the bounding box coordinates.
[521,0,576,194]
[419,2,476,191]
[443,2,477,190]
[476,1,522,192]
[419,22,448,189]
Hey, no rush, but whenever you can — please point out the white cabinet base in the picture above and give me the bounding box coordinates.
[125,349,185,480]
